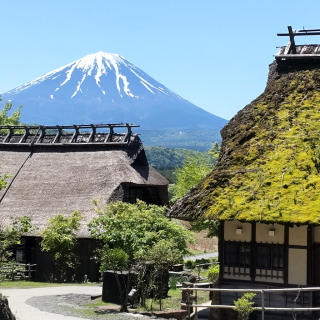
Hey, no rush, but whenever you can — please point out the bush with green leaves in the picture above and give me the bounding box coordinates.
[233,292,256,320]
[195,258,211,269]
[0,217,34,281]
[40,210,82,282]
[184,259,195,269]
[89,200,194,262]
[207,264,219,283]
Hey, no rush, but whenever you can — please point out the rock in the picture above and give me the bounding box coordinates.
[0,297,16,320]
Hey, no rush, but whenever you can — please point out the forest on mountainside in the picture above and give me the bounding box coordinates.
[144,146,216,183]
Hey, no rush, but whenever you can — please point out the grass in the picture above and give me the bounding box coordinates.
[187,249,205,255]
[131,288,210,312]
[81,287,210,313]
[0,281,101,289]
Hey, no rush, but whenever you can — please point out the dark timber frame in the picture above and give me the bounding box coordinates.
[219,223,313,286]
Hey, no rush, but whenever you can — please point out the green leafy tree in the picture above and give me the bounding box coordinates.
[169,142,220,237]
[0,95,22,129]
[40,211,83,282]
[89,200,193,261]
[0,95,22,189]
[169,152,215,204]
[0,217,33,266]
[88,200,194,310]
[135,239,183,311]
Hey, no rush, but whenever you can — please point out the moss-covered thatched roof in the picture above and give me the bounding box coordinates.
[168,59,320,225]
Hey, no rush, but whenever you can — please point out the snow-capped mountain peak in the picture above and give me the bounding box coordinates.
[1,52,227,130]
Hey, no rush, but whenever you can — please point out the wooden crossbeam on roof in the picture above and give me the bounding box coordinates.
[276,26,320,61]
[0,123,140,145]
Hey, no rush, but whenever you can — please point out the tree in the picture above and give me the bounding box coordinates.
[169,151,214,204]
[169,142,220,237]
[135,239,183,311]
[40,210,82,282]
[0,95,22,189]
[88,200,194,311]
[0,95,22,128]
[0,217,33,267]
[89,200,193,261]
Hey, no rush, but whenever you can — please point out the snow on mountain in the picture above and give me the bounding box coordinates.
[1,52,227,130]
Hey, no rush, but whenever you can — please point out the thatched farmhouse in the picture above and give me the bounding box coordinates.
[0,123,168,281]
[169,28,320,319]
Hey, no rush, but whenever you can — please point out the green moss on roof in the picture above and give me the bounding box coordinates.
[169,62,320,225]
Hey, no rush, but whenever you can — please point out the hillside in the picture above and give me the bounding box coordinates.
[169,59,320,225]
[140,129,222,151]
[145,146,215,183]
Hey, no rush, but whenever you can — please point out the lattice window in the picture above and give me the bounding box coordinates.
[224,241,251,276]
[256,242,284,279]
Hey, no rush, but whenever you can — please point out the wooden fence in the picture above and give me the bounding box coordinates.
[0,263,36,281]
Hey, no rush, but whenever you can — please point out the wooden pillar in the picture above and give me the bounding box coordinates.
[218,221,224,281]
[284,225,289,285]
[250,222,256,282]
[307,226,313,286]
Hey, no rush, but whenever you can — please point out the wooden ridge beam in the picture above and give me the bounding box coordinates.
[275,54,320,59]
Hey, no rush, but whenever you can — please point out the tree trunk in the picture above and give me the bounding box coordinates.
[0,297,16,320]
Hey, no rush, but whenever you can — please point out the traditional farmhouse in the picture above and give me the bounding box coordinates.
[0,123,168,281]
[169,27,320,320]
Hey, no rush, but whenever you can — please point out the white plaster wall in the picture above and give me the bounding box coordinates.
[224,221,251,242]
[288,248,307,285]
[256,223,284,244]
[289,225,307,246]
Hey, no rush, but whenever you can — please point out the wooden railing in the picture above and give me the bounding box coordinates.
[182,286,320,320]
[0,263,36,281]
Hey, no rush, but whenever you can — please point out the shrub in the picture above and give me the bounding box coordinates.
[169,275,186,290]
[207,264,219,283]
[233,292,256,320]
[184,259,195,269]
[196,258,210,269]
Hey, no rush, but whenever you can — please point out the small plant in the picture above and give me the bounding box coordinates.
[207,264,219,283]
[169,276,186,290]
[169,276,179,290]
[233,292,256,320]
[184,259,195,269]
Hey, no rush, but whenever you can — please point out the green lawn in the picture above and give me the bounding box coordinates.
[82,288,210,313]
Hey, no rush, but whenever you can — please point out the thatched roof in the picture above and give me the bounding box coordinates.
[0,124,168,237]
[168,58,320,226]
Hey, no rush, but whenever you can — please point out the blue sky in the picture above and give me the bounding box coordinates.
[2,0,320,120]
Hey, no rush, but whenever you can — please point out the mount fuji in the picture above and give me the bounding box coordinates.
[1,52,227,132]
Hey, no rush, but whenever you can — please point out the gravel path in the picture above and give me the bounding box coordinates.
[26,293,147,320]
[0,286,150,320]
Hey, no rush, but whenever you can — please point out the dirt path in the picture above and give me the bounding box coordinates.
[0,286,147,320]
